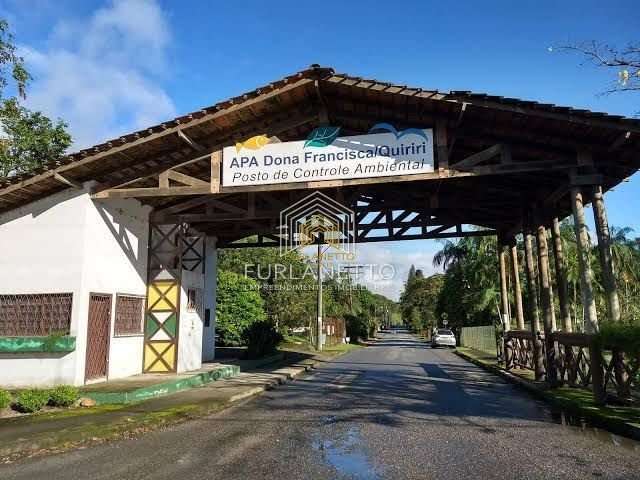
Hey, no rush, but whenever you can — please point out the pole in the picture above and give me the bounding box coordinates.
[316,237,323,352]
[498,240,511,332]
[536,223,558,386]
[524,213,544,381]
[551,217,572,332]
[592,185,628,398]
[592,185,621,323]
[571,187,598,333]
[510,239,526,330]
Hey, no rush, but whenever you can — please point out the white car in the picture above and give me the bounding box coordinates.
[431,329,456,348]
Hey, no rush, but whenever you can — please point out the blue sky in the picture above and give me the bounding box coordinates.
[2,0,638,299]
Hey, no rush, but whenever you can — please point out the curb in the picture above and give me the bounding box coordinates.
[83,365,241,405]
[228,362,315,403]
[454,349,640,441]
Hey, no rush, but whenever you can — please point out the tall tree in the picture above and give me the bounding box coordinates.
[0,18,72,178]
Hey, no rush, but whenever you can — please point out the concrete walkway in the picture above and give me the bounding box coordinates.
[0,359,315,461]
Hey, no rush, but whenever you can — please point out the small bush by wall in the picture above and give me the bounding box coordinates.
[242,320,282,359]
[15,389,50,413]
[49,385,79,407]
[0,389,11,409]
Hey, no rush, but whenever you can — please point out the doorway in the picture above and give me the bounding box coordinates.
[85,293,112,382]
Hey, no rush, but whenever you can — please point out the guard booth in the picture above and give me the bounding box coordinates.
[0,65,638,388]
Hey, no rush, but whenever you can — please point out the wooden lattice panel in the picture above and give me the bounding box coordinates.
[143,224,183,373]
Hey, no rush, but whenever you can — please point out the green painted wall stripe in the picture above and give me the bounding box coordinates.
[85,365,240,405]
[0,336,76,353]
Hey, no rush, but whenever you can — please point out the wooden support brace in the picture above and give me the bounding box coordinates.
[454,144,503,169]
[53,172,83,189]
[177,130,206,152]
[211,150,221,194]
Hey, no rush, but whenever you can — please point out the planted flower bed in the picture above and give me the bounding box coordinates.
[0,385,80,418]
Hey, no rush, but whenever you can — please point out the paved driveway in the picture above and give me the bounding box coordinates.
[2,332,639,479]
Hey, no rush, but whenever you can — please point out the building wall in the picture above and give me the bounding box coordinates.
[0,187,151,387]
[177,269,205,373]
[202,236,217,362]
[0,188,89,387]
[83,198,150,380]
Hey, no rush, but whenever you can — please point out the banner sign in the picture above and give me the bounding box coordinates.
[221,124,434,187]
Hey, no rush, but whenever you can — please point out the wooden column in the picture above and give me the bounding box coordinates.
[570,187,599,333]
[551,217,572,332]
[524,217,544,380]
[592,186,621,322]
[509,239,526,330]
[536,223,558,386]
[592,185,628,398]
[498,239,511,332]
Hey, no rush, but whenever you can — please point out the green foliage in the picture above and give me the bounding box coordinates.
[242,320,283,359]
[434,235,499,329]
[344,313,368,342]
[15,389,50,413]
[0,18,72,178]
[0,98,72,177]
[598,322,640,355]
[400,274,444,332]
[0,19,31,99]
[0,388,10,409]
[49,385,79,407]
[216,269,266,346]
[219,247,316,330]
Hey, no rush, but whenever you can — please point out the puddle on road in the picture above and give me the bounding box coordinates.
[313,426,381,479]
[550,409,640,452]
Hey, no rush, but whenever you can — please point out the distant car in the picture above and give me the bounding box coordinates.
[431,329,456,348]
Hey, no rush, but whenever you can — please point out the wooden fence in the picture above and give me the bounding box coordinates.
[503,330,640,405]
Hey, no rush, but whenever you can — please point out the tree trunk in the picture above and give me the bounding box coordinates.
[570,187,598,334]
[510,241,526,329]
[524,219,544,381]
[592,185,628,399]
[536,223,559,386]
[551,217,572,332]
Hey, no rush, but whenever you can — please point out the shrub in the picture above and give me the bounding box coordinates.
[345,314,368,343]
[0,389,11,409]
[216,270,266,346]
[15,389,50,413]
[49,385,79,407]
[242,320,283,359]
[598,322,640,355]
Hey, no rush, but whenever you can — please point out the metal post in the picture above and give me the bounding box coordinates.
[509,238,526,330]
[536,223,558,386]
[570,187,598,333]
[316,238,323,352]
[524,216,544,381]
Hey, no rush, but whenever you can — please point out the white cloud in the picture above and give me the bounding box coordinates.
[333,242,443,302]
[20,0,175,149]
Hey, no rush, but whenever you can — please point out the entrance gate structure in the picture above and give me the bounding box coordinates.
[1,66,638,395]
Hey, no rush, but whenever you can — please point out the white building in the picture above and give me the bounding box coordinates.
[0,183,217,387]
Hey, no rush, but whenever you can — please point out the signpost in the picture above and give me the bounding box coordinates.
[222,127,434,187]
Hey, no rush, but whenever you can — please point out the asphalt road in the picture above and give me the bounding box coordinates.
[2,331,639,479]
